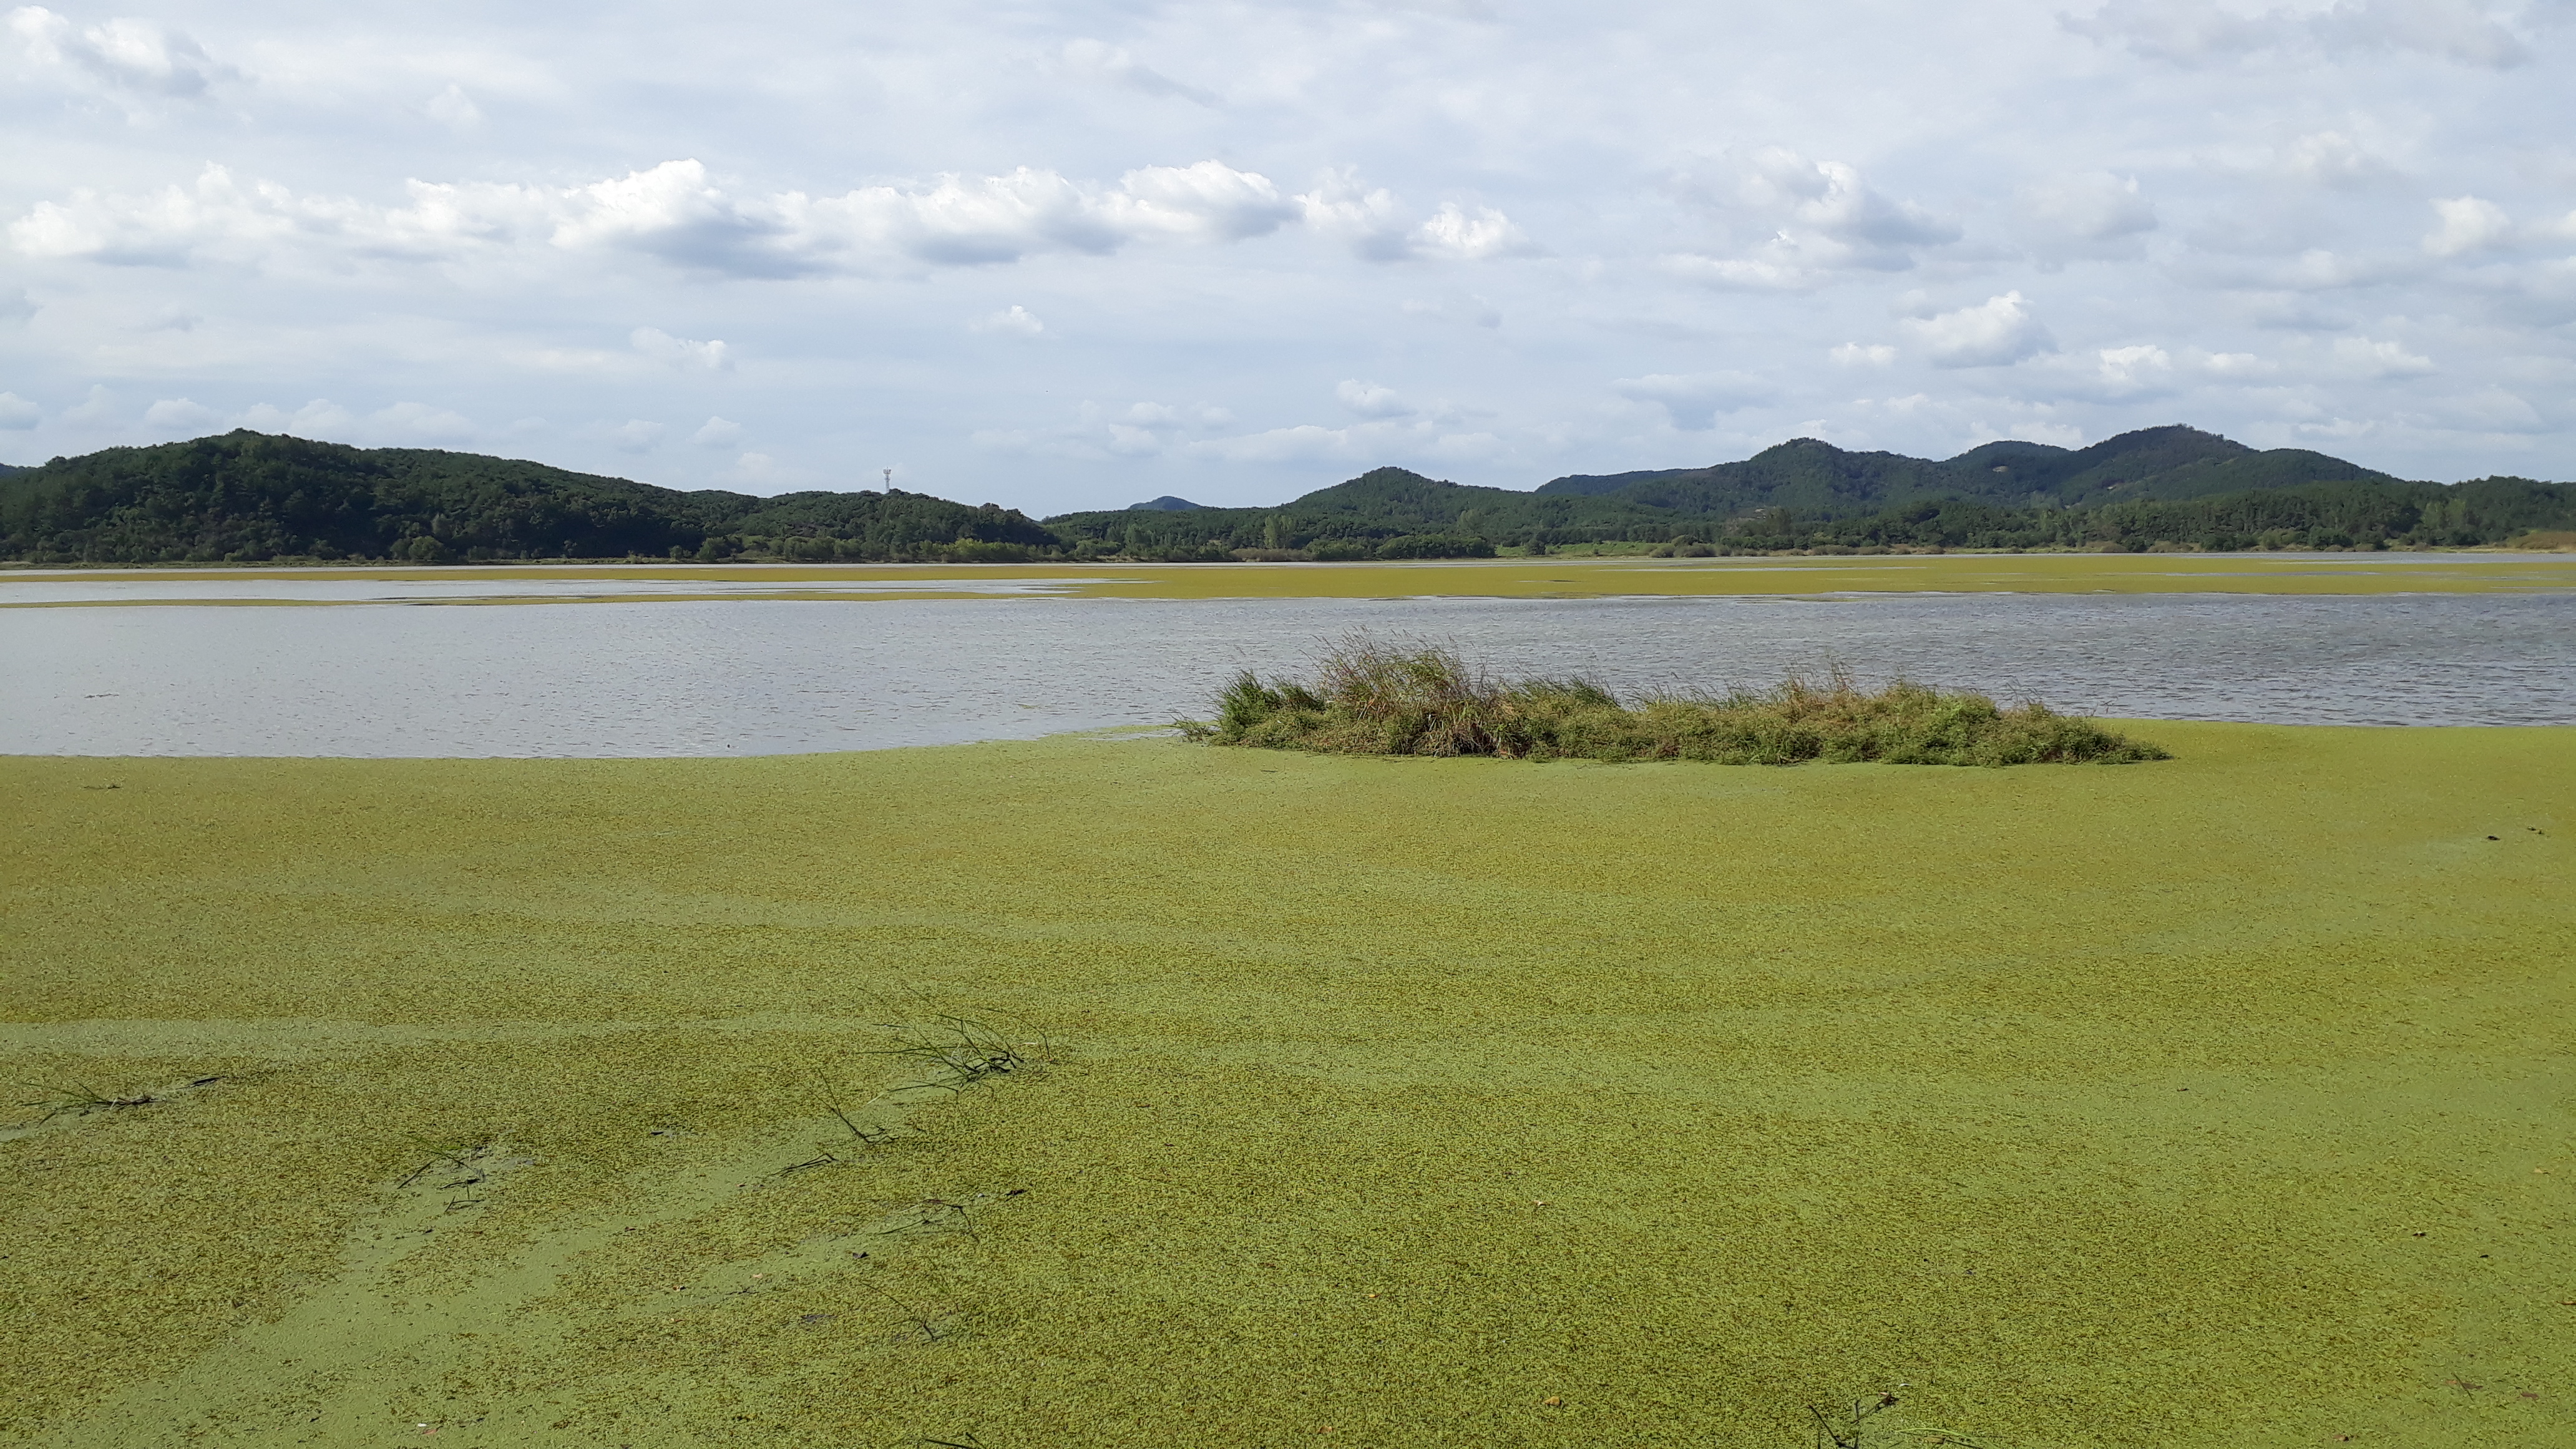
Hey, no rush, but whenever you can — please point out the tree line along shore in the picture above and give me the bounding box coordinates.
[2,424,2570,567]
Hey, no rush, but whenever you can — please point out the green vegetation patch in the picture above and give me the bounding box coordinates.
[3,727,2570,1447]
[1190,638,2169,765]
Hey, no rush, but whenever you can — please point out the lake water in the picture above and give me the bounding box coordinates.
[4,590,2570,757]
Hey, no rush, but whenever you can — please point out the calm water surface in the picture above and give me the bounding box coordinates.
[4,592,2571,756]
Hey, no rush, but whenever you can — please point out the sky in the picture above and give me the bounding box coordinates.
[4,1,2575,512]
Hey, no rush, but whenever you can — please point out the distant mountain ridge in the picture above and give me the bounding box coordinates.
[2,424,2566,564]
[1042,424,2422,551]
[1531,426,2395,516]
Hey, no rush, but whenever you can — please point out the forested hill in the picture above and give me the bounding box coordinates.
[1038,425,2468,556]
[1534,425,2394,515]
[0,431,1054,564]
[4,424,2569,564]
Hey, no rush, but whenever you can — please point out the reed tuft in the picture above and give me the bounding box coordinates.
[1183,635,2169,767]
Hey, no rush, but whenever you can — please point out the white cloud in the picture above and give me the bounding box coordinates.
[0,391,39,429]
[1295,171,1529,262]
[630,326,731,369]
[7,157,1315,277]
[1900,292,2056,368]
[1296,169,1415,261]
[371,402,475,441]
[2022,172,2157,242]
[0,288,32,326]
[724,451,784,485]
[62,385,114,423]
[1737,150,1959,250]
[7,6,238,103]
[2096,344,2175,389]
[1103,161,1305,243]
[240,398,356,434]
[1611,371,1773,429]
[2012,421,2087,447]
[1667,150,1960,289]
[970,304,1046,337]
[2423,195,2513,255]
[1830,343,1896,366]
[2334,335,2435,375]
[605,418,666,452]
[691,416,742,446]
[1184,413,1500,466]
[2198,350,2276,377]
[142,396,217,429]
[1188,423,1355,464]
[1335,379,1413,418]
[9,165,342,266]
[1413,202,1533,260]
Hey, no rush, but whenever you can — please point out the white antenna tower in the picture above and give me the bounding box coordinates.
[882,467,893,489]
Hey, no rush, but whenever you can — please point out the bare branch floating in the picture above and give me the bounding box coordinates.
[1180,636,2170,767]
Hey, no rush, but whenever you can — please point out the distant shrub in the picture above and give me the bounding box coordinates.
[1127,542,1237,563]
[1183,637,2169,767]
[940,540,1041,563]
[1306,539,1372,561]
[1374,534,1496,559]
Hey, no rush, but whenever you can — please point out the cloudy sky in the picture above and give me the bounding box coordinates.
[4,1,2574,510]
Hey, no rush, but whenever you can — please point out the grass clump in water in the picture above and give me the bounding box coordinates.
[1184,636,2170,766]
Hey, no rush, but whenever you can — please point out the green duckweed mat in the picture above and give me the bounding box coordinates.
[2,724,2569,1447]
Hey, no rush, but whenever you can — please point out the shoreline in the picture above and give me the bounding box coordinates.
[4,550,2574,602]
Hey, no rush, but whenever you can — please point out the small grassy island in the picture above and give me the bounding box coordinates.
[1189,639,2169,766]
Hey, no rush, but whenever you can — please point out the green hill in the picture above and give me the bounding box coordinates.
[1043,466,1682,559]
[1791,476,2573,552]
[0,431,1054,565]
[2,426,2565,565]
[1531,426,2396,519]
[1037,426,2491,557]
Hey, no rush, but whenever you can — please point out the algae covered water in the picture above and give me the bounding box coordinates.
[4,590,2572,756]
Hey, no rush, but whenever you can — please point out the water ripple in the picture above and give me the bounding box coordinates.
[3,592,2569,757]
